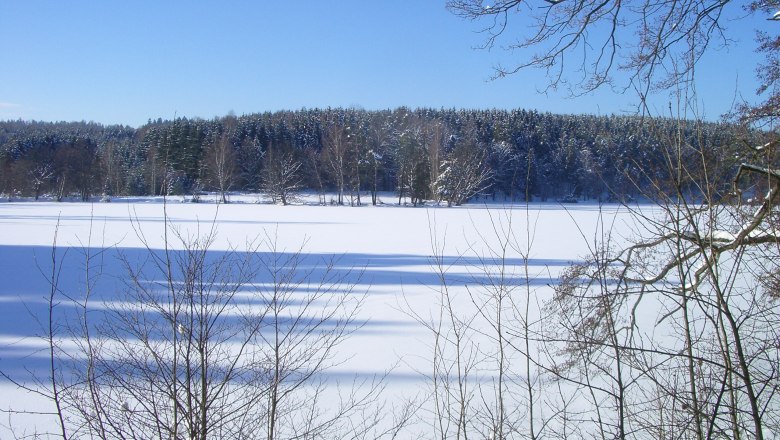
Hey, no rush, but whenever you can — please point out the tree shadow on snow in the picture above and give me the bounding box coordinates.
[0,244,573,382]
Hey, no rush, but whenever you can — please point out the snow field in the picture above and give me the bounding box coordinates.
[0,198,644,436]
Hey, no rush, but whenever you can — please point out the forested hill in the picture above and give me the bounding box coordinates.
[0,108,749,204]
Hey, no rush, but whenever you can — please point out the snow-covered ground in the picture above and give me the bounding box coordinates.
[0,194,643,437]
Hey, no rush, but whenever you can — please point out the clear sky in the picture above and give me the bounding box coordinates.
[0,1,769,127]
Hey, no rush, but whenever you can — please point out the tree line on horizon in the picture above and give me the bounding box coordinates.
[0,107,751,205]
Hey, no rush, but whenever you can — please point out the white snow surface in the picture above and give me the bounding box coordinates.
[0,194,643,436]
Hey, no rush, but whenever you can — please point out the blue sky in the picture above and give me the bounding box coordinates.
[0,1,769,127]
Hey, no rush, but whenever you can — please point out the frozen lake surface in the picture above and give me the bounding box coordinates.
[0,195,643,437]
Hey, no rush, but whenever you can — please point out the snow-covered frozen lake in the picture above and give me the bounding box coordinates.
[0,195,642,437]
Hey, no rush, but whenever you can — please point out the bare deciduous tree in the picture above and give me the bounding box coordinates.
[205,117,237,203]
[408,209,554,440]
[323,120,349,206]
[547,122,780,438]
[434,145,493,207]
[29,163,54,201]
[261,149,302,206]
[7,207,407,439]
[447,0,744,97]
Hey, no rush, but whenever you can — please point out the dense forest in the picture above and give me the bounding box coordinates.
[0,107,748,205]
